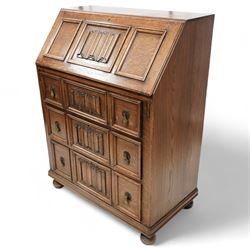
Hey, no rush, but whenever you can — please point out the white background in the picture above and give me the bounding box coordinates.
[0,0,249,249]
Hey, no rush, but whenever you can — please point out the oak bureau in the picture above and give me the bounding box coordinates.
[36,6,214,244]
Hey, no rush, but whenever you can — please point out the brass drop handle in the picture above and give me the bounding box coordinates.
[50,87,56,98]
[122,110,130,126]
[54,121,61,133]
[124,192,132,205]
[60,156,65,166]
[123,151,131,165]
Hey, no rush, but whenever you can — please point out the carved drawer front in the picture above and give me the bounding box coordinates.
[45,105,67,144]
[111,132,141,180]
[50,141,71,181]
[68,115,109,165]
[112,172,141,221]
[65,80,107,124]
[71,151,111,204]
[110,94,141,137]
[40,73,64,108]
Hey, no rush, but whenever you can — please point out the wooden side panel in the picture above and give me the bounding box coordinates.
[145,16,214,226]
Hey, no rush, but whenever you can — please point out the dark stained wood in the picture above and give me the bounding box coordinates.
[36,6,214,244]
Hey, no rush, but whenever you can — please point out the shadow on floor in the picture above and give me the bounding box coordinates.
[157,128,248,244]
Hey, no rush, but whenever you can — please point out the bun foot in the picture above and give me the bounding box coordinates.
[53,180,64,189]
[140,233,156,245]
[184,200,193,209]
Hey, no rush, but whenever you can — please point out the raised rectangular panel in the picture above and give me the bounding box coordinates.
[68,21,130,72]
[44,18,81,61]
[71,151,111,204]
[116,28,166,81]
[50,141,71,181]
[111,132,141,180]
[112,172,141,221]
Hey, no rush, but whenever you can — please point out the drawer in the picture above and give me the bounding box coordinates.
[71,151,111,204]
[40,72,64,107]
[68,115,109,165]
[112,172,141,221]
[65,80,107,124]
[110,94,141,137]
[111,132,141,180]
[50,141,71,181]
[44,105,68,144]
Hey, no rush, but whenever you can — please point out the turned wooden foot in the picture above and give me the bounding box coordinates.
[140,233,156,245]
[184,200,193,209]
[53,180,64,189]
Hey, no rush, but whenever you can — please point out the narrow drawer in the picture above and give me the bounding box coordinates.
[65,80,107,124]
[50,141,71,181]
[44,105,67,144]
[71,151,111,204]
[112,172,141,221]
[68,114,109,166]
[40,72,64,107]
[110,94,141,137]
[111,132,141,180]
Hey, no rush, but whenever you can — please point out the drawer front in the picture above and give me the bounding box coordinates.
[50,141,71,181]
[111,132,141,180]
[66,80,107,124]
[112,172,141,221]
[40,73,64,107]
[71,151,111,204]
[45,105,68,144]
[110,94,141,137]
[68,115,109,165]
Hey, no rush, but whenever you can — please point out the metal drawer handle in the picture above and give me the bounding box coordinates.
[122,110,130,126]
[54,121,61,133]
[50,87,56,98]
[60,156,65,166]
[124,192,132,205]
[123,151,131,165]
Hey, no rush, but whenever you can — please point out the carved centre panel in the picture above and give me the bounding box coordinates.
[68,21,130,72]
[68,115,109,165]
[72,151,111,204]
[66,81,107,124]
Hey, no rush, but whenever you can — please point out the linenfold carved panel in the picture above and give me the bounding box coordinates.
[116,28,166,81]
[68,115,110,165]
[72,151,111,204]
[66,81,107,124]
[68,21,130,72]
[76,30,120,63]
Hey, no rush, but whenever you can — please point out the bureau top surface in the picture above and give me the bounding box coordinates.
[36,6,213,96]
[68,6,210,20]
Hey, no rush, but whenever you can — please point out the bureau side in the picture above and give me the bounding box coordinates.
[144,15,214,227]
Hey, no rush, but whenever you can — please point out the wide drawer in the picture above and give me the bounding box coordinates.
[110,93,141,137]
[71,151,111,204]
[111,132,141,180]
[68,114,110,166]
[112,172,141,221]
[40,72,64,108]
[50,141,72,181]
[65,80,107,124]
[44,105,68,144]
